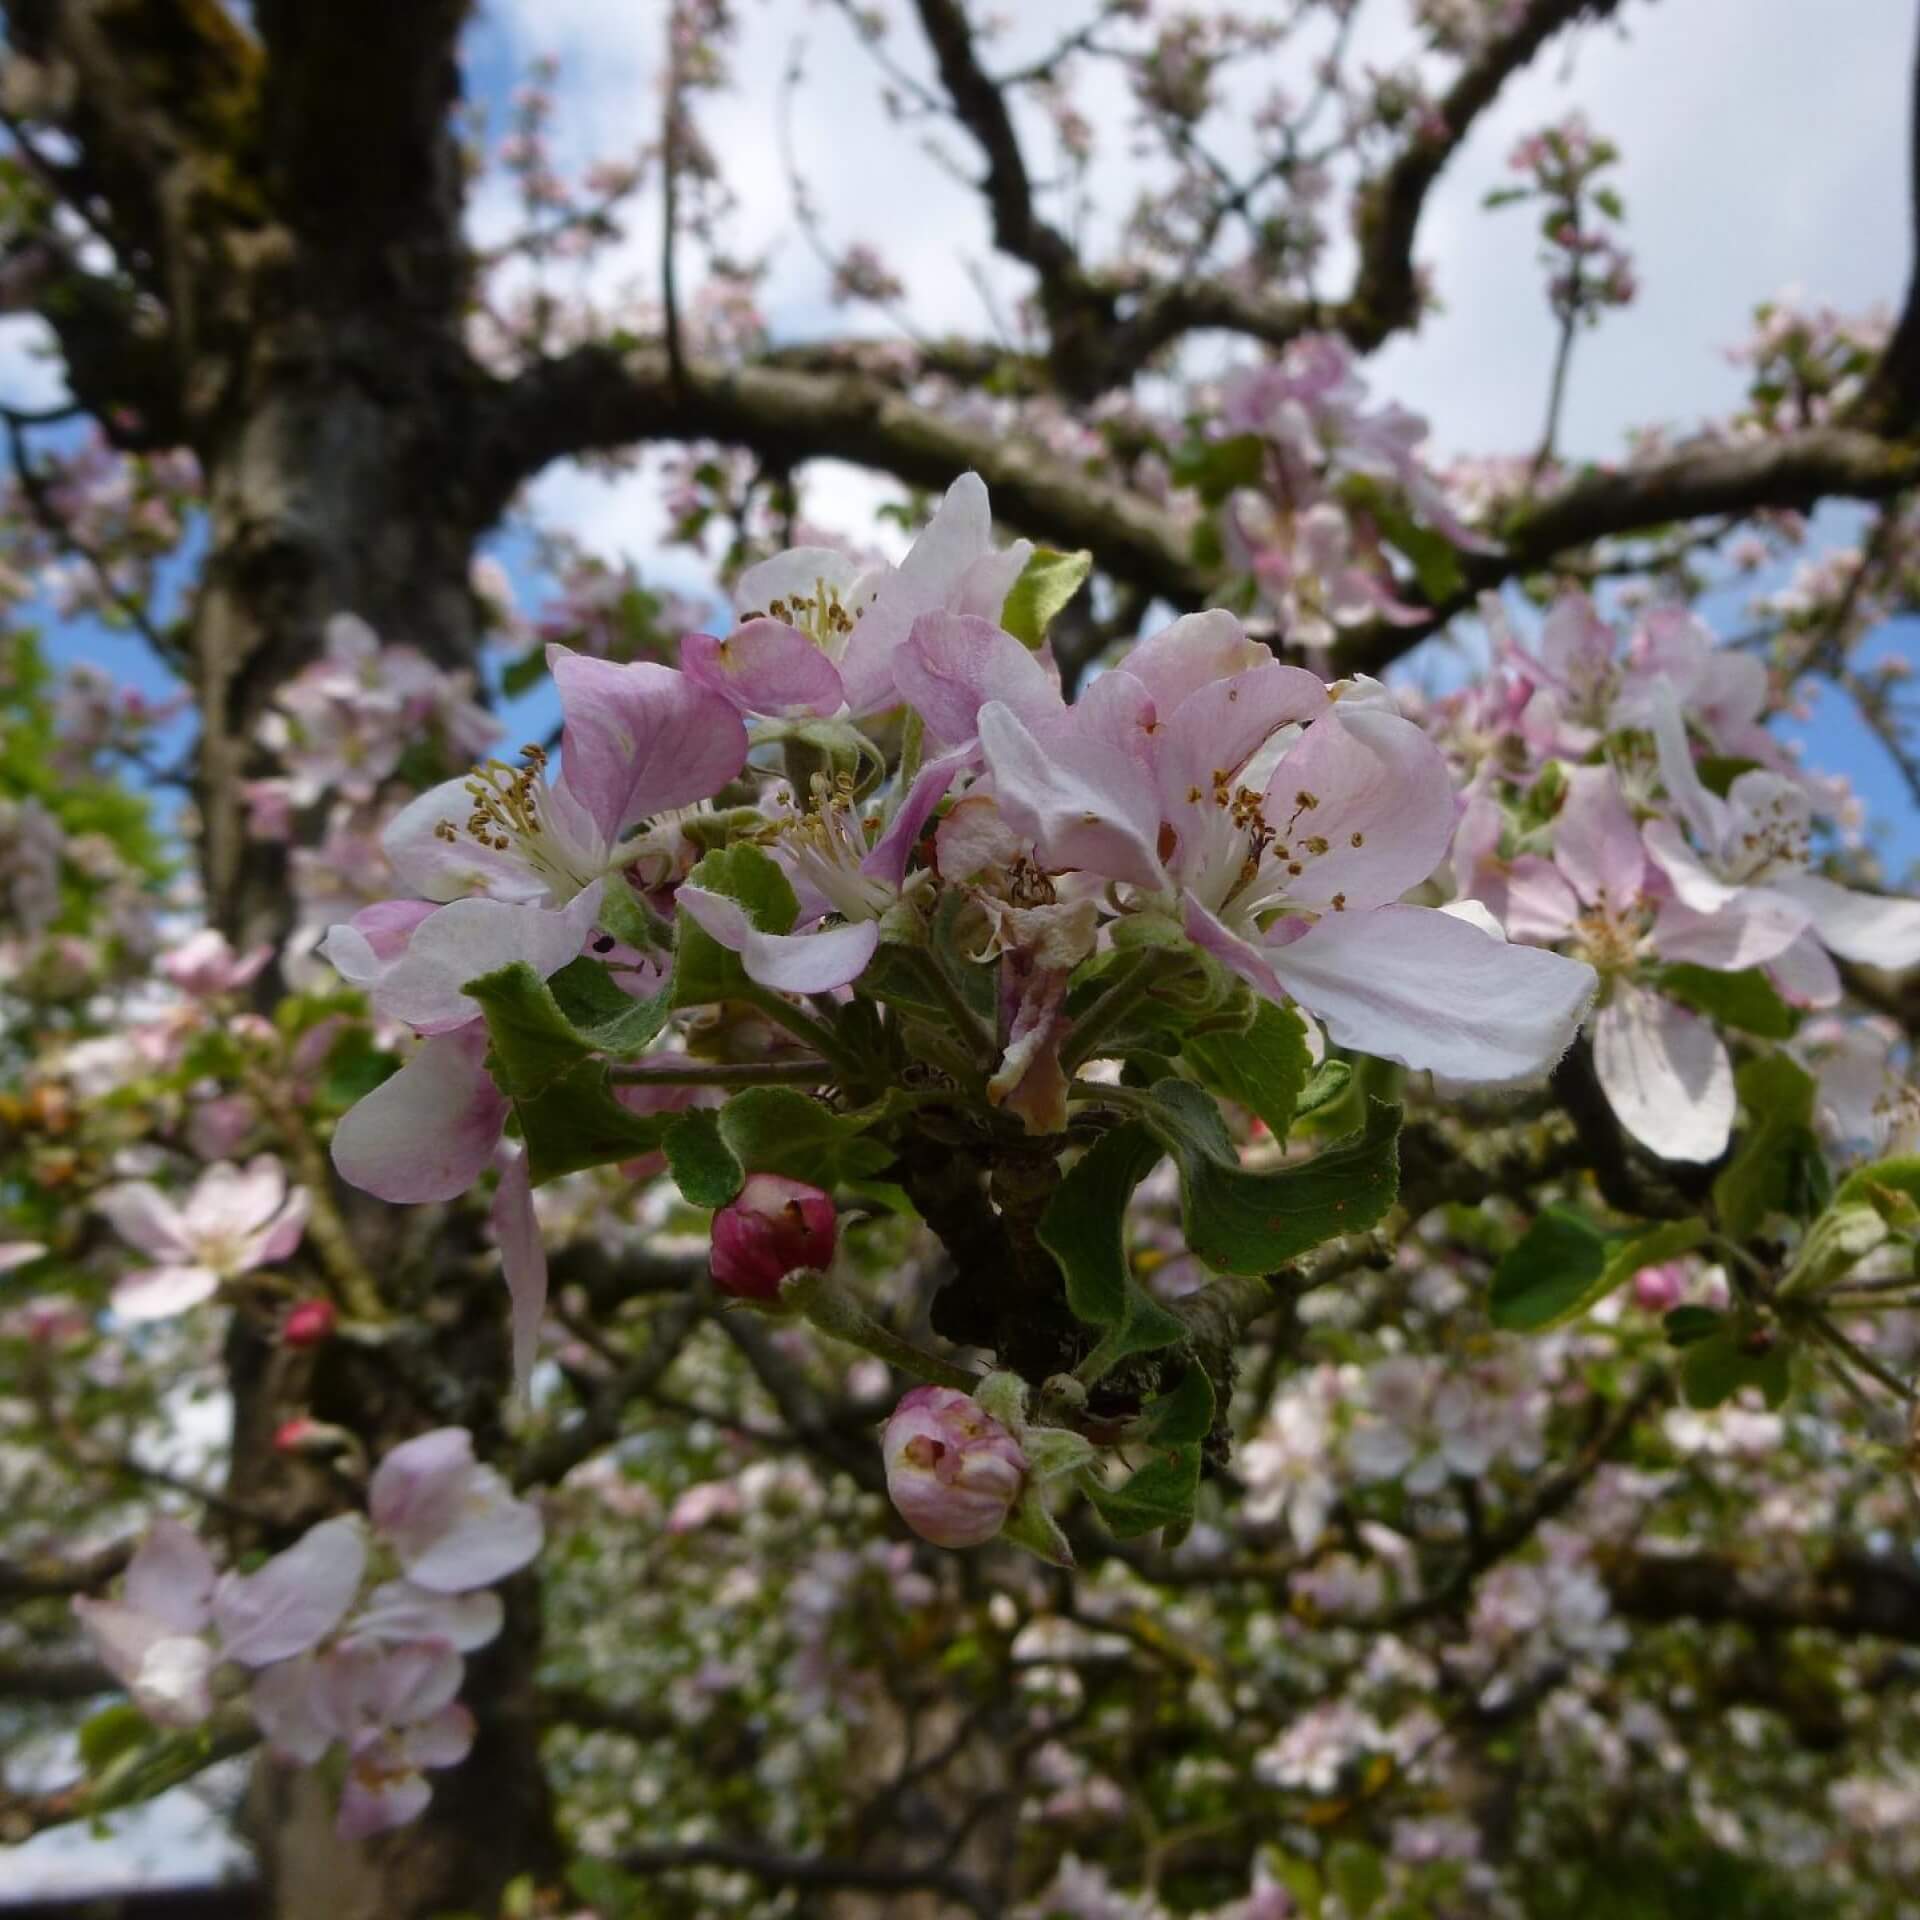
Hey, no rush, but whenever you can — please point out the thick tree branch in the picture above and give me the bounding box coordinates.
[1608,1543,1920,1646]
[0,1537,132,1601]
[1334,426,1920,676]
[476,342,1209,606]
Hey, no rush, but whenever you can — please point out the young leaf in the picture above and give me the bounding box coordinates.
[1038,1123,1190,1371]
[1490,1207,1609,1332]
[1180,999,1312,1140]
[1000,546,1093,647]
[1681,1328,1791,1410]
[663,1109,744,1209]
[716,1086,894,1189]
[464,957,673,1100]
[515,1061,669,1185]
[1657,963,1799,1039]
[1715,1054,1828,1239]
[1136,1081,1400,1276]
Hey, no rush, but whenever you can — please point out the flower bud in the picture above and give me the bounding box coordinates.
[282,1299,338,1348]
[1631,1261,1685,1313]
[710,1174,837,1301]
[883,1385,1028,1550]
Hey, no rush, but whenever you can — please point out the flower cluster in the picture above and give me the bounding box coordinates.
[74,1428,541,1838]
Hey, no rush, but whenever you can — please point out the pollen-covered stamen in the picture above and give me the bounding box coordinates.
[748,579,860,657]
[773,772,898,922]
[1569,901,1650,976]
[434,745,609,898]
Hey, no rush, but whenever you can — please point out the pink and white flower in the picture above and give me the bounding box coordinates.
[96,1156,309,1319]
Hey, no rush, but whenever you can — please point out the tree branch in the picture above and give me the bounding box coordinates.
[475,342,1208,606]
[1608,1543,1920,1646]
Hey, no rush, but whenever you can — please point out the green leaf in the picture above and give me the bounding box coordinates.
[464,962,599,1096]
[1000,546,1092,647]
[1494,1211,1707,1334]
[671,844,799,1008]
[565,1857,645,1920]
[1001,1488,1076,1566]
[515,1061,668,1185]
[1087,1433,1205,1539]
[79,1703,149,1773]
[1833,1155,1920,1227]
[1682,1329,1791,1410]
[500,645,550,699]
[1490,1207,1609,1331]
[1170,431,1266,505]
[1039,1123,1190,1373]
[1132,1363,1215,1444]
[663,1109,744,1209]
[547,956,674,1055]
[716,1086,893,1189]
[1327,1841,1387,1918]
[1657,963,1799,1039]
[1696,754,1764,798]
[597,876,671,954]
[1181,999,1312,1140]
[1714,1054,1827,1238]
[1663,1304,1724,1347]
[1136,1081,1400,1276]
[319,1028,399,1109]
[1295,1058,1352,1119]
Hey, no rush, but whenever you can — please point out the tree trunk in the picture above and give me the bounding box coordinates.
[191,250,557,1920]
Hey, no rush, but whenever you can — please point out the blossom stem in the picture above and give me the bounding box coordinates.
[780,1270,980,1392]
[1059,945,1185,1074]
[608,1059,832,1088]
[741,987,866,1085]
[898,944,995,1069]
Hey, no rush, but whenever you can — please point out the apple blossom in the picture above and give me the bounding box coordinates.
[95,1155,309,1320]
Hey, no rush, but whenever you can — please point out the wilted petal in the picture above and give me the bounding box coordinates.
[548,649,748,841]
[1769,870,1920,969]
[1592,982,1734,1163]
[1263,904,1597,1083]
[492,1148,546,1398]
[214,1516,368,1666]
[681,621,845,718]
[331,1027,510,1205]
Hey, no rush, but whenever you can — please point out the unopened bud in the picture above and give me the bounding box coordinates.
[883,1385,1028,1550]
[1631,1262,1685,1313]
[281,1299,338,1348]
[710,1174,837,1301]
[274,1416,319,1453]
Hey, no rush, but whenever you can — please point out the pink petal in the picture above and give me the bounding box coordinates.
[249,1656,332,1764]
[1263,708,1455,910]
[337,1768,434,1839]
[113,1264,221,1321]
[1592,982,1733,1163]
[1554,765,1644,911]
[680,621,845,718]
[894,610,1059,748]
[862,748,968,891]
[1153,663,1331,818]
[1118,609,1270,713]
[347,1581,504,1654]
[1502,855,1581,943]
[1769,871,1920,970]
[1652,891,1809,971]
[491,1148,547,1398]
[548,648,748,841]
[213,1515,368,1666]
[96,1183,190,1263]
[382,777,547,904]
[1263,904,1598,1083]
[1768,931,1842,1009]
[331,1027,510,1205]
[125,1519,217,1634]
[978,701,1165,891]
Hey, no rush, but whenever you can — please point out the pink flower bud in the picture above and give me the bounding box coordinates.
[274,1416,319,1453]
[282,1299,338,1348]
[709,1174,837,1301]
[1632,1261,1686,1313]
[883,1385,1028,1550]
